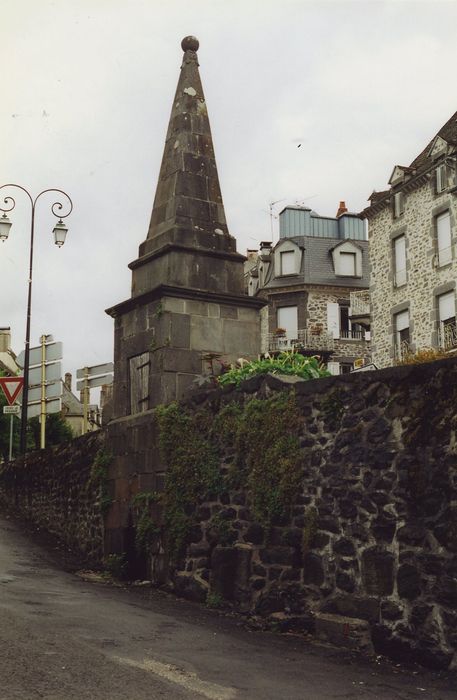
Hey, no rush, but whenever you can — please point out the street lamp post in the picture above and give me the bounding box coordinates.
[0,184,73,454]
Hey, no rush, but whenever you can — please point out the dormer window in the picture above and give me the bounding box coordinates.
[331,240,362,277]
[280,250,295,275]
[393,192,404,218]
[274,241,301,278]
[436,163,447,193]
[339,252,356,276]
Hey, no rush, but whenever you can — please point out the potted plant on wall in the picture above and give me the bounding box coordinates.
[273,327,287,337]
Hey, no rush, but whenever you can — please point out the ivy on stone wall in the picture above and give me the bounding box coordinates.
[155,392,303,559]
[155,403,223,559]
[88,449,113,516]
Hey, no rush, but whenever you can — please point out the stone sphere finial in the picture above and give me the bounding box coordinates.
[181,36,199,52]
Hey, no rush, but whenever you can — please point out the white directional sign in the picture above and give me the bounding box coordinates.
[17,341,63,369]
[27,398,62,420]
[28,362,62,387]
[76,362,114,379]
[28,380,63,403]
[3,405,20,415]
[76,374,113,391]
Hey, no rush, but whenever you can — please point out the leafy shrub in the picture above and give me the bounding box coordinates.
[217,351,329,387]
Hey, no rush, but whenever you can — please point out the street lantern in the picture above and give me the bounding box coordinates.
[53,219,68,247]
[0,213,12,242]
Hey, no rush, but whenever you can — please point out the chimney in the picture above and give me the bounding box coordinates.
[64,372,72,391]
[336,201,348,217]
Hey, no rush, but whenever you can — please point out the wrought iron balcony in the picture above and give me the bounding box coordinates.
[349,290,370,316]
[438,321,457,350]
[394,339,411,361]
[349,290,370,328]
[268,330,334,353]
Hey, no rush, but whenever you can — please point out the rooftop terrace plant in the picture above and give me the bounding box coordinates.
[216,351,329,387]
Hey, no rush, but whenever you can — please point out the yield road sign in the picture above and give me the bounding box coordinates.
[0,377,24,405]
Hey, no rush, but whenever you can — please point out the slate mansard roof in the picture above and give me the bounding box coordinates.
[261,236,369,290]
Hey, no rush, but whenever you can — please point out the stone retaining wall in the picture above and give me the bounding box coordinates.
[1,358,457,669]
[129,358,456,670]
[0,431,105,565]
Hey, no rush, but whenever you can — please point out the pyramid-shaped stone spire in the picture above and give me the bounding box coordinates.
[106,37,264,416]
[143,35,229,248]
[130,36,244,299]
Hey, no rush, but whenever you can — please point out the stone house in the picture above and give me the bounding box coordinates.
[246,203,371,374]
[362,110,457,367]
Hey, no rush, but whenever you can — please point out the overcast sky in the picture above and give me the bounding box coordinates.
[1,0,457,396]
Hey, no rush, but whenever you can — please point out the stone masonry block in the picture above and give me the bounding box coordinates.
[185,300,209,316]
[163,297,185,313]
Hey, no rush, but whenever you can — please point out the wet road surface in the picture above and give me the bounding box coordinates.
[0,514,455,699]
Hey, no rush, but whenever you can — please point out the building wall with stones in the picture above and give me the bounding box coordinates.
[0,432,105,565]
[307,285,371,366]
[364,112,457,368]
[368,181,457,368]
[2,360,457,669]
[118,358,456,670]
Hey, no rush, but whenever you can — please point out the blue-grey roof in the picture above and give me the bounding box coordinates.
[262,236,369,290]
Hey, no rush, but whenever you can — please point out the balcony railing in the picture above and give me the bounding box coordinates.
[394,339,411,361]
[339,330,366,341]
[268,330,334,353]
[439,322,457,350]
[349,290,370,317]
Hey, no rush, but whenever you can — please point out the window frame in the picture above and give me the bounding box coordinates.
[393,234,407,287]
[279,249,296,276]
[436,163,447,194]
[436,210,452,267]
[393,191,405,219]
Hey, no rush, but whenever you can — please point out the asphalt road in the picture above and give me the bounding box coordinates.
[0,514,455,700]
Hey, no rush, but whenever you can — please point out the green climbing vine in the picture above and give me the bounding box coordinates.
[132,491,161,555]
[89,449,113,516]
[153,391,304,560]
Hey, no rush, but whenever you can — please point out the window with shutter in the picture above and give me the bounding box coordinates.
[394,310,410,359]
[438,291,457,349]
[393,192,404,218]
[436,164,447,193]
[327,302,340,339]
[436,211,452,266]
[129,352,150,414]
[280,250,295,275]
[339,252,356,276]
[393,235,407,286]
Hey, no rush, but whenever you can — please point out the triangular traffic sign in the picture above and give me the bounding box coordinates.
[0,377,24,406]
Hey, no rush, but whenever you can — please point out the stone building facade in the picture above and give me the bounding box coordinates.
[246,204,371,373]
[363,111,457,368]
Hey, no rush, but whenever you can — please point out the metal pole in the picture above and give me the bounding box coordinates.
[40,334,46,449]
[8,414,13,461]
[83,368,89,434]
[20,204,35,454]
[0,185,73,454]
